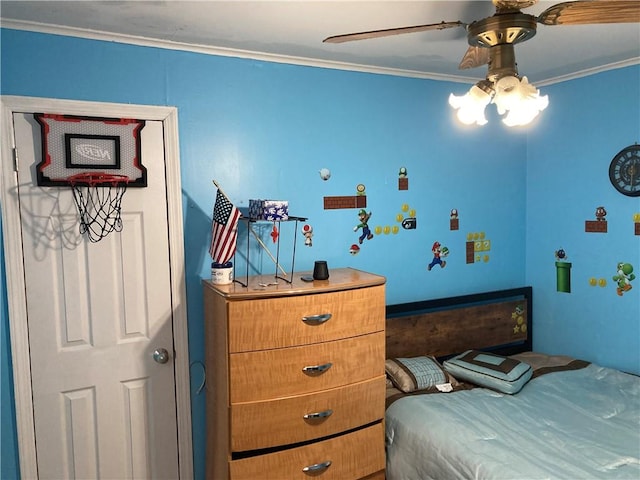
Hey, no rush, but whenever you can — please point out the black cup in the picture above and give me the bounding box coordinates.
[312,260,329,280]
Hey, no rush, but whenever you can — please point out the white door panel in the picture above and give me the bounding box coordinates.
[13,113,179,479]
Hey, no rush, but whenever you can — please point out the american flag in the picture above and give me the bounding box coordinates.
[209,189,241,264]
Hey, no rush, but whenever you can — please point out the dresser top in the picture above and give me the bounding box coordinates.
[203,267,385,300]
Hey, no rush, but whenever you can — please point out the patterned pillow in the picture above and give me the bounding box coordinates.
[443,350,533,394]
[385,356,457,393]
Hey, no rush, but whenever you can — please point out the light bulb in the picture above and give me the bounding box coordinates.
[494,76,548,127]
[448,84,492,126]
[493,75,521,115]
[502,93,548,126]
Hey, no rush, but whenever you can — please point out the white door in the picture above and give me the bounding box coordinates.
[12,112,180,479]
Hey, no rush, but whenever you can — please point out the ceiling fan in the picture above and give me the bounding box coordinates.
[323,0,640,126]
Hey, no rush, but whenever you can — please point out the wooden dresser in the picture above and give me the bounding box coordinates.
[203,267,386,480]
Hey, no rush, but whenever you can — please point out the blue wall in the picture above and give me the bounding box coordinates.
[526,67,640,373]
[1,28,638,479]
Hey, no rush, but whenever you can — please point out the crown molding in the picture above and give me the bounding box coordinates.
[2,18,638,86]
[0,19,482,83]
[535,57,640,86]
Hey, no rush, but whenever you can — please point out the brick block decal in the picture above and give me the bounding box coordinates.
[323,196,367,210]
[585,220,607,233]
[466,242,475,264]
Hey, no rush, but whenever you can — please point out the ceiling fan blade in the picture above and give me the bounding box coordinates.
[537,0,640,25]
[458,46,490,70]
[323,21,465,44]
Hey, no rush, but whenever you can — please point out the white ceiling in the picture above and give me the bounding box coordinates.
[1,1,639,85]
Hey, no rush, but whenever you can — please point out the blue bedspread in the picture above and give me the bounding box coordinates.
[386,362,640,480]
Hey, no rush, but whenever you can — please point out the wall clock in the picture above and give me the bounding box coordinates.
[609,144,640,197]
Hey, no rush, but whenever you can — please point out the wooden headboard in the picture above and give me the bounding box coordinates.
[385,287,532,360]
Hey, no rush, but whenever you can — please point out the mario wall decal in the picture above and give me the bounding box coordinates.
[427,241,449,271]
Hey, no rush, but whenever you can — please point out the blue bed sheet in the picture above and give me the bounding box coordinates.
[386,362,640,480]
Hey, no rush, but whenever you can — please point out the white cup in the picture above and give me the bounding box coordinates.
[211,267,233,285]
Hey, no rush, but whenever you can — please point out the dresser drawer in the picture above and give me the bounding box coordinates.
[231,376,385,451]
[228,285,385,352]
[230,332,385,403]
[229,422,385,480]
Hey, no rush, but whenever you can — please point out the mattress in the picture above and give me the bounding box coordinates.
[385,359,640,480]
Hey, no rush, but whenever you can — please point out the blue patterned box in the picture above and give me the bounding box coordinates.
[248,199,289,221]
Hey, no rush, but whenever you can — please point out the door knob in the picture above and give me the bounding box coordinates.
[153,348,170,364]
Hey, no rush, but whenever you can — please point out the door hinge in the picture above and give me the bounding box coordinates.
[12,147,19,172]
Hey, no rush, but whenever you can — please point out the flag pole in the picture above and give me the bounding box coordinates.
[248,225,288,277]
[212,179,230,200]
[213,179,287,277]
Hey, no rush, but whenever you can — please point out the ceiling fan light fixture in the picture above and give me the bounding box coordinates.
[501,92,549,126]
[493,75,523,114]
[450,75,548,127]
[448,80,494,126]
[493,75,548,127]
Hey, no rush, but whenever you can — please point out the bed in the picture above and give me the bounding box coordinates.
[384,287,640,480]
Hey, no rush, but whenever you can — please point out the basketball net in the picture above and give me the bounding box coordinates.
[68,173,130,243]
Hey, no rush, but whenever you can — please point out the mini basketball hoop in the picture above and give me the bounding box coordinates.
[68,172,130,243]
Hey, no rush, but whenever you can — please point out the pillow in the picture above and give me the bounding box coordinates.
[510,351,575,371]
[385,356,457,393]
[510,352,590,379]
[443,350,532,394]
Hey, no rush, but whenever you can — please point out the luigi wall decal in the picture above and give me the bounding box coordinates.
[428,241,449,271]
[613,262,635,296]
[354,209,374,244]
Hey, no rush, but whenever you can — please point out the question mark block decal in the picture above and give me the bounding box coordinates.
[466,233,491,264]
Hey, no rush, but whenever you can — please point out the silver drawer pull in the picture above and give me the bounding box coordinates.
[302,460,332,475]
[303,409,333,421]
[302,363,333,375]
[301,313,332,325]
